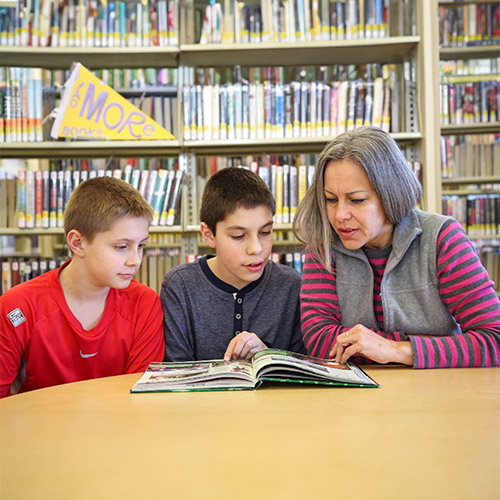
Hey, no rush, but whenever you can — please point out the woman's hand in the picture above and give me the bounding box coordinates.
[329,324,413,366]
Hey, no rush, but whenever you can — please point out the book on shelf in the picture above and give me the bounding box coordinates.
[440,77,500,127]
[194,0,391,44]
[181,63,407,143]
[0,66,179,143]
[438,3,500,48]
[130,348,379,393]
[440,134,500,179]
[5,158,183,229]
[0,0,178,47]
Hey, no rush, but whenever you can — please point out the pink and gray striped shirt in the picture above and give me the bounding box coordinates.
[300,220,500,368]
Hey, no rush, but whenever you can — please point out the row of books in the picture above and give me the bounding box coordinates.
[440,134,500,179]
[0,160,185,229]
[442,194,500,237]
[440,79,500,126]
[1,257,62,295]
[0,248,305,295]
[194,157,421,226]
[438,3,500,47]
[0,67,44,143]
[0,0,178,47]
[439,58,500,78]
[197,0,391,44]
[182,64,404,141]
[475,244,500,293]
[0,67,179,143]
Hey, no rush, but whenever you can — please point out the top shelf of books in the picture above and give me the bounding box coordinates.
[0,37,420,69]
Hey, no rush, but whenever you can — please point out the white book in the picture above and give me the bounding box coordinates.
[234,82,243,140]
[227,84,235,140]
[256,83,265,140]
[275,165,284,224]
[372,76,384,129]
[211,84,220,140]
[202,84,212,141]
[25,170,35,229]
[337,80,349,134]
[249,83,257,139]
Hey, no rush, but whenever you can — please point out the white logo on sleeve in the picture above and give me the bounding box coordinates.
[7,308,26,327]
[80,350,98,359]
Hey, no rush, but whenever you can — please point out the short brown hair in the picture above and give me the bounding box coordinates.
[64,176,153,242]
[200,167,275,234]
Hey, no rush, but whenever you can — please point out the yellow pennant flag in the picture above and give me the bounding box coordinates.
[51,63,175,140]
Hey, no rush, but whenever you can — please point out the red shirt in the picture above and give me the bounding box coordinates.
[0,261,164,397]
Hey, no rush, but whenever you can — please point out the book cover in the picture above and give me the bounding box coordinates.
[130,349,379,393]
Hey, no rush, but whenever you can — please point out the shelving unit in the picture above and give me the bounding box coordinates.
[437,0,500,291]
[2,0,449,285]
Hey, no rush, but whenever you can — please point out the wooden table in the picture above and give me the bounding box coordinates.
[1,366,499,500]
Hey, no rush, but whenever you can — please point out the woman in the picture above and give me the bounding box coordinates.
[293,126,500,368]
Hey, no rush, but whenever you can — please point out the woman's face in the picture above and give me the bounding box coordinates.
[324,159,394,250]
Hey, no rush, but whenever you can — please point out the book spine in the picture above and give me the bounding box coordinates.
[166,169,184,226]
[17,170,26,229]
[34,169,43,228]
[25,169,35,229]
[42,169,50,228]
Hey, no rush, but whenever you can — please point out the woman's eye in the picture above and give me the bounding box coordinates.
[352,199,366,204]
[260,231,272,236]
[231,235,244,240]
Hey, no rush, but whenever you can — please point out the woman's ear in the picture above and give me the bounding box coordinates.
[200,222,216,249]
[66,230,86,257]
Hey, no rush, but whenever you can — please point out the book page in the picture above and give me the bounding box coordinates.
[252,349,375,386]
[131,360,255,392]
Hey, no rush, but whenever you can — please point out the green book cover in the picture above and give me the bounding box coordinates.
[130,349,379,393]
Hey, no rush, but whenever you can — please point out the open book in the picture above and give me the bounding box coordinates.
[130,349,379,393]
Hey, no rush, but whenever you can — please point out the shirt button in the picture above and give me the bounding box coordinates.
[235,313,242,320]
[237,298,243,304]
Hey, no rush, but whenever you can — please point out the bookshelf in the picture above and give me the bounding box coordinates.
[1,0,450,291]
[437,0,500,292]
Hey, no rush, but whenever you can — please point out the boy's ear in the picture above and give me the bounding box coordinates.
[66,230,86,257]
[200,222,216,249]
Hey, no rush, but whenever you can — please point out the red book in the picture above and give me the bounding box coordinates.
[35,170,43,228]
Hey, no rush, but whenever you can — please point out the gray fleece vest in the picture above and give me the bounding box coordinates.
[333,210,461,337]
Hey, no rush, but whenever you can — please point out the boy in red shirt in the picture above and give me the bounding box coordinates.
[0,176,164,397]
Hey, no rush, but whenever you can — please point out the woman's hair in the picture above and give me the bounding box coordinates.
[64,176,153,242]
[293,127,422,270]
[200,167,275,234]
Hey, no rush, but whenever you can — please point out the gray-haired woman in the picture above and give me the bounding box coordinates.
[293,126,500,368]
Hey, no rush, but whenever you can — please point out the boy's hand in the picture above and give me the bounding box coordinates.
[224,332,268,361]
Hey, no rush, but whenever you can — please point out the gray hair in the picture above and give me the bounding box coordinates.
[293,127,422,270]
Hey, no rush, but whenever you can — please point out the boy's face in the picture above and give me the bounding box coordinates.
[201,205,274,290]
[80,216,149,290]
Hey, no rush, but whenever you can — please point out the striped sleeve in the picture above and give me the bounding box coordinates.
[409,220,500,368]
[299,251,344,358]
[299,251,405,360]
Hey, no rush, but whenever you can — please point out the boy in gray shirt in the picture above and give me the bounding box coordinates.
[160,167,305,361]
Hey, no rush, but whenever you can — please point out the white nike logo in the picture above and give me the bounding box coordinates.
[80,350,98,359]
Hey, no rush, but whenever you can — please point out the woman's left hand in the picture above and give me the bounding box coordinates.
[329,324,413,365]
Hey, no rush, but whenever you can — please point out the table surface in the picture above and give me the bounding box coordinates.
[1,366,499,500]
